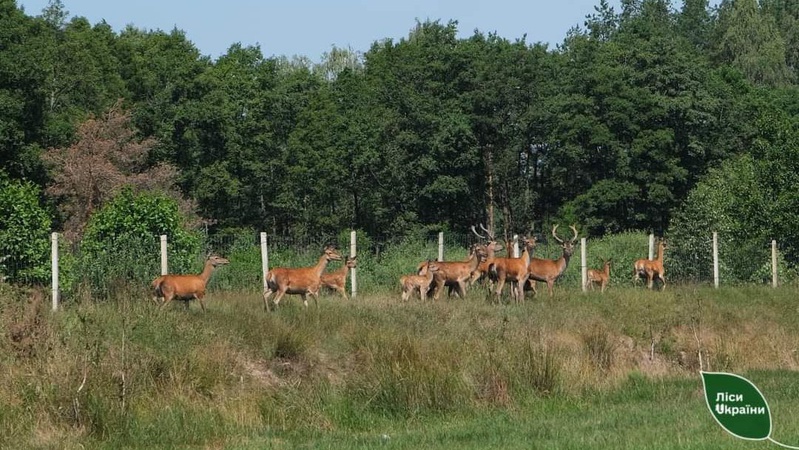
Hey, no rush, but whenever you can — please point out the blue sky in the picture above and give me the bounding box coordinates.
[17,0,624,61]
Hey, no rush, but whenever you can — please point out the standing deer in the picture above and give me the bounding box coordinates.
[489,235,537,304]
[152,254,230,312]
[401,260,440,301]
[526,225,579,297]
[634,239,667,290]
[263,245,343,311]
[417,243,486,300]
[586,258,612,293]
[469,224,504,289]
[319,255,357,300]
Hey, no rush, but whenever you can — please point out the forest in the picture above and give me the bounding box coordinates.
[2,0,799,284]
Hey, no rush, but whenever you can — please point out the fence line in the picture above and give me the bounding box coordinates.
[30,229,793,308]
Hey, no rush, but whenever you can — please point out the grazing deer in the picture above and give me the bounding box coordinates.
[152,254,230,312]
[526,225,579,297]
[263,245,343,311]
[634,239,667,290]
[586,258,612,293]
[469,224,505,289]
[401,260,440,301]
[489,235,537,304]
[417,243,486,300]
[319,255,357,300]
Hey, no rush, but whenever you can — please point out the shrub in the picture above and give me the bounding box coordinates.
[77,188,200,297]
[0,173,52,284]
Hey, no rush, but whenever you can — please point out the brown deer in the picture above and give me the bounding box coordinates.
[401,259,440,301]
[469,224,505,289]
[489,235,537,303]
[152,254,230,312]
[417,243,486,300]
[526,225,579,297]
[319,255,357,300]
[586,258,612,293]
[263,245,343,311]
[634,239,667,290]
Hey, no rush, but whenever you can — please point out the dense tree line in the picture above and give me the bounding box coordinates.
[2,0,798,250]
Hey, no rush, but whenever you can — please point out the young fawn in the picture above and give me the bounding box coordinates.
[634,239,667,290]
[400,259,440,301]
[319,255,357,300]
[586,258,612,293]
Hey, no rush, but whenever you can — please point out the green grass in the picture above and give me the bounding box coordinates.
[1,282,798,449]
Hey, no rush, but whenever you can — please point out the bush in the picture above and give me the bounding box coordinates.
[76,188,200,297]
[0,172,52,284]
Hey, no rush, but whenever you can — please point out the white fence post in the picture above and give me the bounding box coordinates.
[581,237,587,292]
[438,232,444,262]
[260,232,269,293]
[648,233,655,260]
[712,231,719,288]
[350,230,357,299]
[51,232,59,312]
[772,239,778,288]
[160,234,168,275]
[513,234,519,258]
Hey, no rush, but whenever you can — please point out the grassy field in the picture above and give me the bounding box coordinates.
[1,281,799,449]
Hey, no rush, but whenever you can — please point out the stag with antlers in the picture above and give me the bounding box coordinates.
[469,224,505,289]
[634,239,667,290]
[263,245,343,311]
[525,224,579,297]
[586,258,612,293]
[489,234,537,304]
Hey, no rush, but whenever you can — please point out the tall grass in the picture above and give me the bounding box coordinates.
[2,279,799,448]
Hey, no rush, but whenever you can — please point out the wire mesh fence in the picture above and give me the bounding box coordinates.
[1,229,795,301]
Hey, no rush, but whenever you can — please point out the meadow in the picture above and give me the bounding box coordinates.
[2,279,799,449]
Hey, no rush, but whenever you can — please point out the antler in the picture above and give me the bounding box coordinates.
[471,223,495,241]
[552,225,563,244]
[569,224,579,243]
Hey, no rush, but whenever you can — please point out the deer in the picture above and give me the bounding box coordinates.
[586,258,612,293]
[634,238,667,290]
[488,234,537,304]
[319,255,357,300]
[525,224,579,297]
[417,243,487,300]
[469,224,505,290]
[152,254,230,312]
[401,259,440,301]
[262,245,343,311]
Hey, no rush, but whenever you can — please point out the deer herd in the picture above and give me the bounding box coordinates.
[151,226,668,312]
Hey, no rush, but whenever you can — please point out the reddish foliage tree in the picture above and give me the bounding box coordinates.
[43,100,193,238]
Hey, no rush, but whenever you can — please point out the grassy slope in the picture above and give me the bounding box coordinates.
[1,282,798,449]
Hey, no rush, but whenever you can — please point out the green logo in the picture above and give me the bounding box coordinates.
[701,371,798,449]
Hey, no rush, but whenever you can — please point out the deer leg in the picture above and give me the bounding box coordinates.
[660,274,666,291]
[338,287,349,301]
[272,290,287,309]
[433,278,443,301]
[301,293,309,308]
[263,289,274,311]
[159,291,174,310]
[647,271,654,290]
[547,280,555,297]
[494,276,507,302]
[195,293,207,312]
[457,280,467,299]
